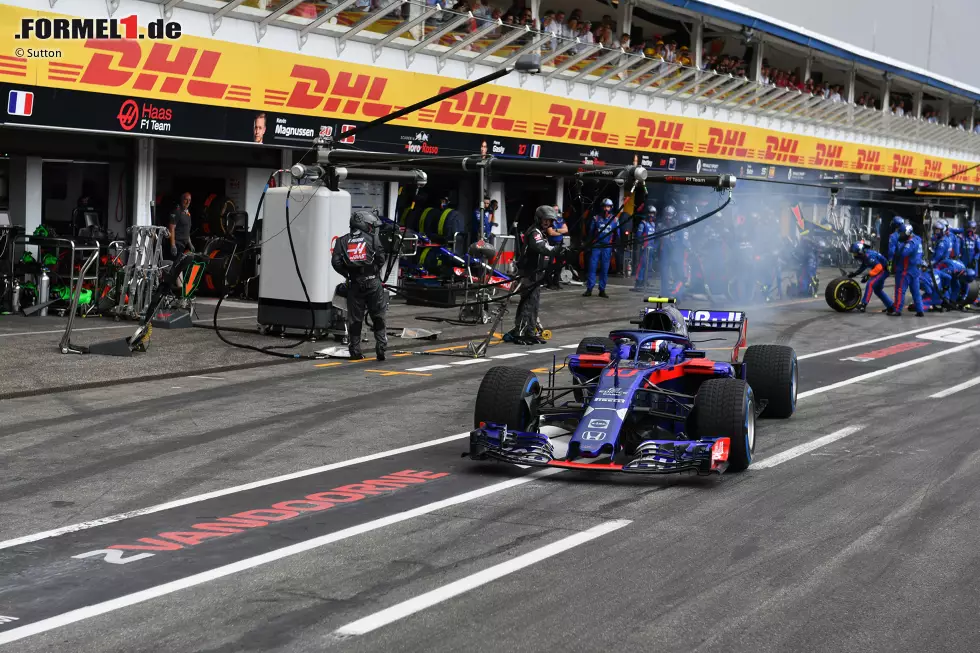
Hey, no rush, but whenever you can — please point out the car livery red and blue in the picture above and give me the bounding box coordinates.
[470,298,798,475]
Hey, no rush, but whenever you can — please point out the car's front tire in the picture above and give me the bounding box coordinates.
[691,378,755,472]
[473,367,541,431]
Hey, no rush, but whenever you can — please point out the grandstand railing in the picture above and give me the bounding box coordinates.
[154,0,980,156]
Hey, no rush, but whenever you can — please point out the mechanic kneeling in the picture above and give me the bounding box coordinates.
[331,211,388,361]
[506,205,560,345]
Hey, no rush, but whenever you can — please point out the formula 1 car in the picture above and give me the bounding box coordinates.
[469,298,798,475]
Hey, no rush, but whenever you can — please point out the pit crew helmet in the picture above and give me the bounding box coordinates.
[645,205,657,218]
[534,204,557,227]
[350,210,381,234]
[891,216,905,231]
[967,220,977,235]
[849,241,867,256]
[932,219,949,239]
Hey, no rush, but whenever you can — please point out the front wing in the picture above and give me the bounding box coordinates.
[469,424,732,475]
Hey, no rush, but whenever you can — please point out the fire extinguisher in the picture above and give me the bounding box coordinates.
[38,268,50,317]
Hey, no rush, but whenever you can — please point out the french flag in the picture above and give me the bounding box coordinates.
[529,143,540,159]
[7,90,33,117]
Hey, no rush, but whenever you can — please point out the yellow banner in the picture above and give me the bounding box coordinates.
[2,3,979,185]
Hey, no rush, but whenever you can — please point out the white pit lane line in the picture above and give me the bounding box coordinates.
[0,468,566,647]
[333,519,631,638]
[797,315,979,360]
[753,426,865,469]
[930,376,980,399]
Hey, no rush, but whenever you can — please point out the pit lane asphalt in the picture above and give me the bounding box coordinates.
[1,297,979,652]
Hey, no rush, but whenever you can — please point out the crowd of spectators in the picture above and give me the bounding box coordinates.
[337,0,980,132]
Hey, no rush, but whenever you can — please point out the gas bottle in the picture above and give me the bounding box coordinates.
[11,279,20,313]
[38,268,50,317]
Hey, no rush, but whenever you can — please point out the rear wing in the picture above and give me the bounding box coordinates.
[677,309,745,331]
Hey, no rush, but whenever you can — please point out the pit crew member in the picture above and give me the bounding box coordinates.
[848,241,893,313]
[632,204,657,291]
[584,198,618,298]
[508,205,558,344]
[892,223,925,317]
[331,211,388,360]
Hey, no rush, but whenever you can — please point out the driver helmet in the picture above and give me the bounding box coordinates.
[350,210,381,234]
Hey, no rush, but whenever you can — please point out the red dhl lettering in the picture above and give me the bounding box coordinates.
[285,64,391,117]
[814,143,845,168]
[93,470,449,558]
[892,153,915,175]
[855,148,883,172]
[633,117,687,152]
[924,159,944,179]
[428,88,515,131]
[541,103,611,144]
[78,40,227,99]
[952,163,970,180]
[763,136,803,164]
[705,127,748,158]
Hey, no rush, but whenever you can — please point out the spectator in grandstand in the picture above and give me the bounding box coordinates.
[595,22,613,47]
[577,20,594,51]
[830,85,843,102]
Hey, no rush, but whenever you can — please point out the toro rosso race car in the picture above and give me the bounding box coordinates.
[469,298,798,475]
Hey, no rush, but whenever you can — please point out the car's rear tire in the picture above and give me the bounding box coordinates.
[690,378,754,473]
[743,344,798,418]
[825,276,862,312]
[473,367,541,430]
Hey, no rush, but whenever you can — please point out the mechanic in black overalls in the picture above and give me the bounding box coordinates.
[331,211,388,361]
[506,205,559,345]
[168,192,194,259]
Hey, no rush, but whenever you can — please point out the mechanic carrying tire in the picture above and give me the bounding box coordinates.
[331,210,389,361]
[504,205,561,345]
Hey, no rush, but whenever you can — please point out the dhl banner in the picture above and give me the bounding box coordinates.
[2,3,980,187]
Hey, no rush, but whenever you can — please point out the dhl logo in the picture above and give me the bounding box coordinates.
[702,127,750,158]
[626,118,690,153]
[275,64,392,118]
[75,41,248,103]
[891,154,915,176]
[854,148,883,172]
[923,159,944,180]
[951,163,971,182]
[813,143,846,169]
[417,89,527,133]
[763,136,803,164]
[533,104,618,145]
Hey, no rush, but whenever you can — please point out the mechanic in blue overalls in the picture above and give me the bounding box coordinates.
[794,230,820,297]
[473,197,496,244]
[848,241,893,313]
[949,219,979,298]
[886,215,906,267]
[930,219,962,308]
[632,204,657,292]
[892,223,925,317]
[584,198,618,298]
[545,206,568,290]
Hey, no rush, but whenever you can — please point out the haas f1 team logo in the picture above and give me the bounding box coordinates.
[117,97,172,132]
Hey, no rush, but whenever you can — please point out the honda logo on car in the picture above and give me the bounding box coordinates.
[581,431,606,441]
[117,98,172,132]
[588,419,609,429]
